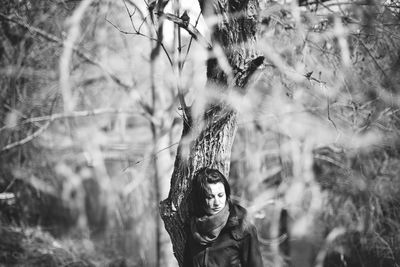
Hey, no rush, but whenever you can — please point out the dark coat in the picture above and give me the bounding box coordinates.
[183,203,263,267]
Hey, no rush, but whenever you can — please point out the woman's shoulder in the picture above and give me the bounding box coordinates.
[227,202,256,240]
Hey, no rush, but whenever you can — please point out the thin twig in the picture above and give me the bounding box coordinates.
[182,12,202,69]
[123,0,152,35]
[122,0,137,32]
[124,0,174,66]
[327,95,338,130]
[175,5,188,121]
[356,37,395,90]
[317,72,338,130]
[105,14,171,68]
[122,142,179,171]
[137,14,148,33]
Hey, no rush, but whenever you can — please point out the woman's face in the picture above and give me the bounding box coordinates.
[204,182,227,215]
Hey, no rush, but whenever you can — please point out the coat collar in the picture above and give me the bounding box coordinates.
[226,202,246,227]
[225,202,248,240]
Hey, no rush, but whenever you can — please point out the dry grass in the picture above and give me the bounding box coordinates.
[0,226,142,267]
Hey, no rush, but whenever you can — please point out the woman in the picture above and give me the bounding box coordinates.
[183,167,263,267]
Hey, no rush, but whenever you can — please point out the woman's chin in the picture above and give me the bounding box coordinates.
[211,208,222,214]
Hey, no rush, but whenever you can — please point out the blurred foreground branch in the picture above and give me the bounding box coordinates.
[59,0,95,112]
[0,108,141,152]
[1,121,51,152]
[8,108,139,127]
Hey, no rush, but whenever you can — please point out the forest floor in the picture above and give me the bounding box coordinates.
[0,226,131,267]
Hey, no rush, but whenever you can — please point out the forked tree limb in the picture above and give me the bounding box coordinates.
[163,13,212,50]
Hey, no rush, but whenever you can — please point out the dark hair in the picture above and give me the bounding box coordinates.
[191,167,231,217]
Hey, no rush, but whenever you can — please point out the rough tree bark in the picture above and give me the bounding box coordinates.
[159,0,263,265]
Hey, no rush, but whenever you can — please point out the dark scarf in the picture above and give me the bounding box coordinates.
[191,204,230,245]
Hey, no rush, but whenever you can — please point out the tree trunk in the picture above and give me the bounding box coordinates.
[159,0,262,265]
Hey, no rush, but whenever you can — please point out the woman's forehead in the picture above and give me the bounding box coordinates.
[205,182,225,194]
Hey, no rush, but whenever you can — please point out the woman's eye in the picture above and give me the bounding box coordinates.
[218,194,224,197]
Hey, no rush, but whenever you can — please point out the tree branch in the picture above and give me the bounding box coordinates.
[1,121,51,152]
[163,13,212,50]
[15,108,142,126]
[182,12,202,69]
[356,37,393,86]
[0,108,157,152]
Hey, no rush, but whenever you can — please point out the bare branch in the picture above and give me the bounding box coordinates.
[16,108,141,126]
[105,17,157,41]
[124,0,152,34]
[355,36,394,88]
[1,104,43,131]
[122,0,138,32]
[163,13,212,50]
[122,142,179,171]
[182,12,203,69]
[105,15,173,68]
[0,108,159,152]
